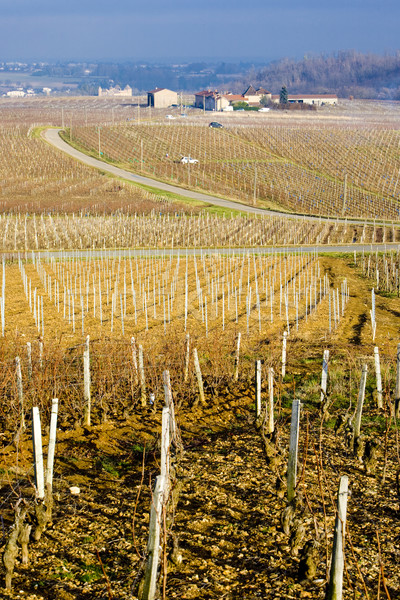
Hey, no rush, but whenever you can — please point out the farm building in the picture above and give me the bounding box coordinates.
[98,85,133,98]
[271,94,338,106]
[194,90,230,111]
[147,88,178,108]
[242,85,272,104]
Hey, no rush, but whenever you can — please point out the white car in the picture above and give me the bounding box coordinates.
[165,114,176,119]
[180,156,198,164]
[258,107,270,112]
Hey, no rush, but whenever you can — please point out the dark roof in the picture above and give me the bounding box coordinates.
[243,85,257,96]
[148,88,167,94]
[195,90,219,97]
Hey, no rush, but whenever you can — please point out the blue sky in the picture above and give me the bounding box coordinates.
[0,0,398,61]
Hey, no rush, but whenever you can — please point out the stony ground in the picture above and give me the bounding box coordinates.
[0,254,399,599]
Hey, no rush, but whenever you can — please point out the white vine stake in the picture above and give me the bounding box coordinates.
[234,332,241,381]
[139,344,146,407]
[32,406,45,500]
[287,399,301,502]
[373,346,383,410]
[193,348,206,405]
[161,407,170,483]
[16,356,25,430]
[45,398,59,489]
[131,336,138,385]
[268,367,274,434]
[320,349,329,403]
[184,333,190,383]
[353,364,368,443]
[282,330,288,379]
[83,335,91,427]
[255,360,262,419]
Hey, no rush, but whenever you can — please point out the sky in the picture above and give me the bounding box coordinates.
[0,0,399,62]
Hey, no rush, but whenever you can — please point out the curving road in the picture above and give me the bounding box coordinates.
[44,128,274,216]
[44,128,395,228]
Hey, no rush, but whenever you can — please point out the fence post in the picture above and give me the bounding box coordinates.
[326,475,349,600]
[32,407,44,500]
[45,398,59,489]
[83,335,91,427]
[193,348,206,405]
[287,399,301,502]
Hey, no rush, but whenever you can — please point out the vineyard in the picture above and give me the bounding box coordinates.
[70,121,400,220]
[0,98,400,599]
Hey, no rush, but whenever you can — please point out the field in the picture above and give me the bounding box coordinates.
[0,98,399,600]
[69,110,400,220]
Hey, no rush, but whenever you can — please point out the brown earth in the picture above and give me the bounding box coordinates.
[0,255,399,599]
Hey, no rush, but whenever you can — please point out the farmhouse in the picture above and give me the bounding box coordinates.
[98,85,132,98]
[147,88,178,108]
[194,90,231,111]
[271,94,338,106]
[242,85,272,104]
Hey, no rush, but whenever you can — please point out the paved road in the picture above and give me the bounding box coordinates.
[44,128,275,216]
[13,244,400,261]
[44,128,394,227]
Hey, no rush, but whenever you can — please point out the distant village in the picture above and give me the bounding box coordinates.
[2,80,338,108]
[98,84,338,109]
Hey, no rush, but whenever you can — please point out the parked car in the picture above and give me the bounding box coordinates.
[165,114,175,119]
[258,107,270,112]
[209,122,223,128]
[180,156,198,164]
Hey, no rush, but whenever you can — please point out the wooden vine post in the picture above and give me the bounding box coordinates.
[326,475,349,600]
[163,369,182,451]
[141,475,166,600]
[287,399,301,502]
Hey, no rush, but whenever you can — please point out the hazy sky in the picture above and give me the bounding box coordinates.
[0,0,398,62]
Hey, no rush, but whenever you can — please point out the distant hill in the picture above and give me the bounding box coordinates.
[231,51,400,100]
